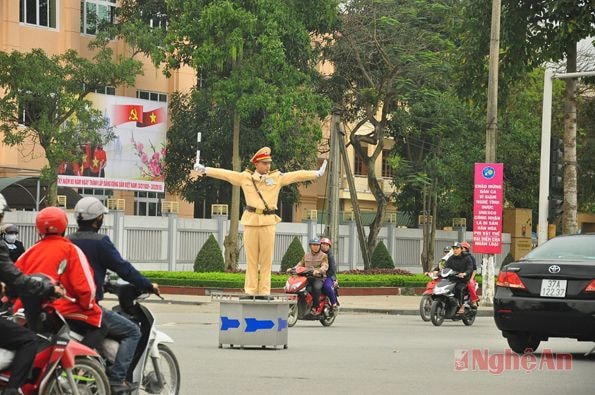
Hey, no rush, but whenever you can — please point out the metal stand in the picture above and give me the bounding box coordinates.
[212,293,296,350]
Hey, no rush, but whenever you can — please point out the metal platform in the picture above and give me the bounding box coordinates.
[212,293,296,349]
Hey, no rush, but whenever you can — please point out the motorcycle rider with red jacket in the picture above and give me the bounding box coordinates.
[0,195,62,395]
[16,207,107,349]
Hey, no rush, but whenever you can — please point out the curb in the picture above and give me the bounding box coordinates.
[103,296,494,317]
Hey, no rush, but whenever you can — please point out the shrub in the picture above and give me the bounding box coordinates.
[194,234,225,272]
[280,236,305,272]
[370,241,394,269]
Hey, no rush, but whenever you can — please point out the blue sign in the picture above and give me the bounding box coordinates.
[220,316,240,331]
[244,318,275,333]
[482,166,496,180]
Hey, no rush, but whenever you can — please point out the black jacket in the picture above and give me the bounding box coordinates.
[68,227,153,301]
[4,239,25,263]
[444,253,473,282]
[0,240,52,298]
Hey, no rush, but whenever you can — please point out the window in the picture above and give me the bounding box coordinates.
[354,153,368,176]
[20,0,57,28]
[78,188,112,204]
[381,150,393,178]
[94,86,116,95]
[134,191,165,216]
[136,90,167,103]
[81,0,115,35]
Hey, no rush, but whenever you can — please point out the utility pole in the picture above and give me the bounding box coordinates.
[481,0,501,308]
[338,131,371,269]
[325,109,341,247]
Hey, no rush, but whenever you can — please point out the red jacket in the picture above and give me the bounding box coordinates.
[16,235,102,327]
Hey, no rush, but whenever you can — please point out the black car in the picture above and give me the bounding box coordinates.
[494,234,595,353]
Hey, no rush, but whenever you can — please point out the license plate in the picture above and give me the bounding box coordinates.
[540,279,567,298]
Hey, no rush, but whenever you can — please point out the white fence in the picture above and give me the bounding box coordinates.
[4,210,512,273]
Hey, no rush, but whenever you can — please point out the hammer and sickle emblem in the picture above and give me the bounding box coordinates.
[129,108,139,121]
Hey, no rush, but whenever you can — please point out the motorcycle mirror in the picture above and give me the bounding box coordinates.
[57,259,68,276]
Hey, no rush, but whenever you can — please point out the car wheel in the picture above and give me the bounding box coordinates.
[507,333,541,354]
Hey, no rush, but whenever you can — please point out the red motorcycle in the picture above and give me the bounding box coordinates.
[0,271,109,395]
[284,267,337,327]
[419,271,439,322]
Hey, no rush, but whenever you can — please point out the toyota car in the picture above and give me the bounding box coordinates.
[494,234,595,353]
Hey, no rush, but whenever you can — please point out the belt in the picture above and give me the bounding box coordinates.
[245,206,276,215]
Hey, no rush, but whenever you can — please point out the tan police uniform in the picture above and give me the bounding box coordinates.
[204,147,318,295]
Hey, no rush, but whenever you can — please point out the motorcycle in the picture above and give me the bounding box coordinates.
[420,250,453,322]
[284,266,337,327]
[99,275,181,395]
[0,267,110,395]
[419,272,439,322]
[429,268,477,327]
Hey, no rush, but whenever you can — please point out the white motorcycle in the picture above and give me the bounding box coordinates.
[72,276,181,395]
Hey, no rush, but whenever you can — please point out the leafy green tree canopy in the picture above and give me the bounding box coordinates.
[0,47,142,204]
[194,234,226,272]
[281,236,305,272]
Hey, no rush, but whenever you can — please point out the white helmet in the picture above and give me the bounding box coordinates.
[74,197,108,221]
[0,193,9,215]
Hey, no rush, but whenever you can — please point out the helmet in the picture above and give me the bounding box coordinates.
[0,193,9,213]
[443,246,451,253]
[36,207,68,236]
[74,197,108,221]
[452,242,463,249]
[320,237,332,246]
[0,224,18,235]
[309,238,321,245]
[460,241,471,251]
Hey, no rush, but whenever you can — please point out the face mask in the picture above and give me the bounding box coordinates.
[4,234,17,244]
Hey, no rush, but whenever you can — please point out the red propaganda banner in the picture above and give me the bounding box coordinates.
[473,163,504,254]
[112,105,165,128]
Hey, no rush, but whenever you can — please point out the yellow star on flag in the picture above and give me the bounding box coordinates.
[150,112,157,124]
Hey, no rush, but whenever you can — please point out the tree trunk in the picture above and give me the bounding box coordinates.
[420,187,428,271]
[365,160,388,260]
[224,109,241,269]
[562,42,578,235]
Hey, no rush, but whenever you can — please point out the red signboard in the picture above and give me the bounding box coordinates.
[473,163,504,254]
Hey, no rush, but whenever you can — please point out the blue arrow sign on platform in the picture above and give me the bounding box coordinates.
[220,316,240,331]
[277,318,288,331]
[244,318,275,332]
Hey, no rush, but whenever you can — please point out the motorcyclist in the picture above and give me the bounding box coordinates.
[68,197,159,394]
[443,242,473,315]
[290,238,328,315]
[0,196,62,395]
[0,224,25,263]
[460,241,479,308]
[15,207,106,349]
[320,237,339,309]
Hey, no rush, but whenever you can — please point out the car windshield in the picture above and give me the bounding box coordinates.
[522,235,595,261]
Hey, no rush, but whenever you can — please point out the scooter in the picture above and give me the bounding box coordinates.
[284,266,337,327]
[419,271,439,322]
[420,250,453,321]
[0,270,110,395]
[100,275,181,395]
[429,268,477,327]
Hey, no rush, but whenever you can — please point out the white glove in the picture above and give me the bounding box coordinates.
[193,163,206,174]
[316,159,328,178]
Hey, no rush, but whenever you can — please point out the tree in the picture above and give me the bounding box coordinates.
[280,236,305,272]
[370,240,394,269]
[325,0,463,257]
[111,0,337,268]
[0,48,142,205]
[461,0,595,234]
[194,234,225,272]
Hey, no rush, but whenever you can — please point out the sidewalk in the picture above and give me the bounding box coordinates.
[105,292,494,317]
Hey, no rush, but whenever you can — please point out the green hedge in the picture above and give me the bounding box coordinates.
[141,271,488,288]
